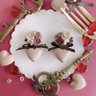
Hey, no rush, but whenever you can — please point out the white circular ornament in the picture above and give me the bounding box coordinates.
[20,76,25,82]
[10,10,84,79]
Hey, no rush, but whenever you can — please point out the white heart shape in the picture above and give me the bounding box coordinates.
[70,73,87,90]
[26,48,43,62]
[0,50,14,66]
[53,48,69,63]
[51,0,64,11]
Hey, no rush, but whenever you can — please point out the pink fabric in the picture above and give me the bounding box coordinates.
[0,0,96,96]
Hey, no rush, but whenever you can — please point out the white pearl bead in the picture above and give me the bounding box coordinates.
[20,76,25,82]
[51,0,64,11]
[6,78,12,84]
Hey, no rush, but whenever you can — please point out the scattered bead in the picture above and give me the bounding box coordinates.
[88,21,96,33]
[11,6,21,17]
[6,78,12,84]
[76,63,88,73]
[20,76,25,82]
[88,30,94,35]
[82,36,92,46]
[8,64,20,75]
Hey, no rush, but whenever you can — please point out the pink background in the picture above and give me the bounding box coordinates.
[0,0,96,96]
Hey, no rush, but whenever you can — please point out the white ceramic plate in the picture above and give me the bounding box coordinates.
[10,10,84,79]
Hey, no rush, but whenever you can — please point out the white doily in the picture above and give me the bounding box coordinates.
[10,10,84,79]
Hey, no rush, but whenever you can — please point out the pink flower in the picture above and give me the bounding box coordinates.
[33,36,41,45]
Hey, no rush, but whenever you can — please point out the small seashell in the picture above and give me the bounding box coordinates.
[0,50,14,66]
[51,0,64,11]
[53,48,69,63]
[70,73,87,90]
[26,48,43,62]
